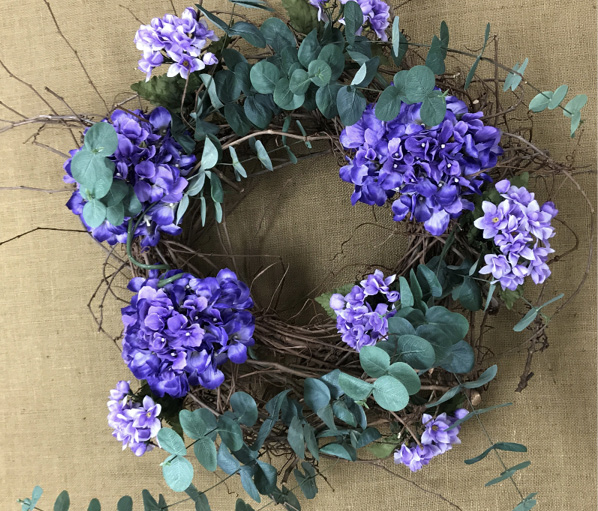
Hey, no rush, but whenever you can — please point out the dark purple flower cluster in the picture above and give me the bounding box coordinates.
[475,180,557,290]
[330,270,399,351]
[135,7,218,80]
[107,380,162,457]
[339,97,503,235]
[121,269,255,399]
[394,409,467,471]
[309,0,390,40]
[65,107,195,248]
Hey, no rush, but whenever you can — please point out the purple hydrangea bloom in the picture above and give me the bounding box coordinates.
[107,381,162,456]
[339,97,503,236]
[340,0,390,41]
[64,107,196,248]
[394,408,468,471]
[475,179,557,290]
[135,7,218,80]
[121,269,255,398]
[330,270,399,351]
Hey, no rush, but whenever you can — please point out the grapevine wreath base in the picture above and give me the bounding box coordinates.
[5,1,594,510]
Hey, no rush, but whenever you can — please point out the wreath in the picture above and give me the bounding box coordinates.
[10,1,592,511]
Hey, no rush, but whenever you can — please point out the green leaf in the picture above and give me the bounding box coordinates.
[235,499,254,511]
[563,94,588,117]
[464,23,490,90]
[131,73,200,112]
[281,0,318,33]
[217,443,240,474]
[315,83,341,118]
[338,372,373,401]
[303,423,320,460]
[287,416,305,458]
[351,57,379,88]
[185,485,211,511]
[254,461,278,495]
[416,264,442,298]
[82,199,107,229]
[513,308,538,332]
[409,269,423,304]
[217,415,244,451]
[425,35,445,75]
[304,378,331,412]
[513,493,538,511]
[224,103,251,136]
[355,427,381,448]
[116,497,132,511]
[250,61,281,94]
[200,136,219,171]
[416,324,454,361]
[405,65,436,103]
[439,340,475,373]
[71,150,114,199]
[398,276,414,307]
[368,438,400,458]
[547,84,568,110]
[274,77,305,110]
[396,334,436,369]
[387,362,421,394]
[486,461,532,487]
[214,70,242,105]
[344,1,363,45]
[229,0,272,10]
[529,91,553,113]
[337,86,367,126]
[372,375,409,411]
[447,402,512,430]
[198,73,224,110]
[195,5,231,33]
[84,122,118,156]
[462,364,498,388]
[106,202,124,227]
[230,21,267,48]
[308,60,332,87]
[391,16,400,57]
[250,140,272,171]
[454,277,482,311]
[244,94,273,129]
[260,17,296,53]
[319,442,355,461]
[360,346,391,377]
[425,385,462,408]
[484,282,496,311]
[424,306,469,342]
[141,490,161,511]
[230,391,258,427]
[317,44,345,81]
[503,58,529,92]
[209,172,224,204]
[54,491,70,511]
[253,390,290,450]
[222,48,247,70]
[465,442,527,464]
[570,111,582,137]
[289,69,311,95]
[375,86,403,121]
[228,146,248,179]
[30,487,43,510]
[332,399,356,426]
[103,179,128,207]
[439,21,449,57]
[158,429,187,456]
[169,112,195,154]
[193,437,217,472]
[123,187,142,217]
[240,466,261,503]
[294,463,318,499]
[298,29,320,67]
[421,93,447,127]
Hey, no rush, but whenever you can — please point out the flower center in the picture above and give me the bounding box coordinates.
[182,60,190,68]
[432,425,439,431]
[146,411,152,417]
[492,217,499,223]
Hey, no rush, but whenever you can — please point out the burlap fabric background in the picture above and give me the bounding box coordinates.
[0,1,596,509]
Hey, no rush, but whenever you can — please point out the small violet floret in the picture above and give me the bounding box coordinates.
[107,381,162,456]
[330,270,399,351]
[394,409,468,471]
[474,179,557,290]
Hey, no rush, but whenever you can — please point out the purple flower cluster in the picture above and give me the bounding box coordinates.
[340,97,503,236]
[107,381,162,456]
[475,180,557,290]
[121,269,255,399]
[65,107,195,248]
[394,409,468,471]
[330,270,399,351]
[134,7,218,80]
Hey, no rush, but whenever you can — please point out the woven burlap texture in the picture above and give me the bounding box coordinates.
[0,1,595,510]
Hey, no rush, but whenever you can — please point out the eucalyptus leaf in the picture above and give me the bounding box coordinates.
[529,91,553,113]
[344,1,363,45]
[461,365,498,389]
[294,463,318,499]
[162,456,194,492]
[485,461,531,487]
[185,485,211,511]
[387,362,421,394]
[372,375,409,411]
[158,429,187,456]
[319,442,355,461]
[224,103,251,136]
[396,334,435,369]
[239,466,261,503]
[315,83,341,118]
[84,122,118,156]
[404,65,436,102]
[338,372,373,401]
[447,402,513,431]
[274,77,305,110]
[217,415,244,451]
[254,461,278,495]
[230,391,259,427]
[82,199,107,229]
[260,17,296,53]
[304,378,331,412]
[337,86,367,126]
[298,29,320,67]
[359,346,390,378]
[230,21,267,48]
[250,60,281,94]
[71,151,114,199]
[193,437,217,472]
[374,86,402,121]
[54,491,70,511]
[116,496,132,511]
[548,84,568,110]
[308,60,332,87]
[421,93,447,127]
[465,442,527,465]
[217,443,240,475]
